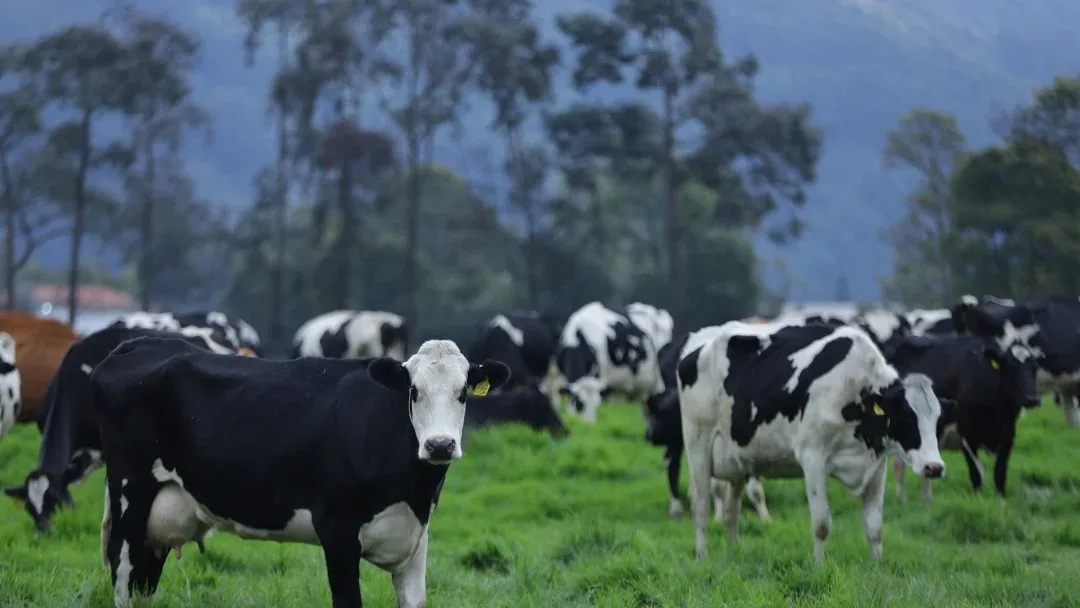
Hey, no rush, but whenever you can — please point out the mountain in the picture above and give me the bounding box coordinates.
[4,0,1079,303]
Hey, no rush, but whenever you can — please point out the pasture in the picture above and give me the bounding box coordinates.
[2,400,1080,608]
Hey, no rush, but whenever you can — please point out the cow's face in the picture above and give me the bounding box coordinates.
[869,375,948,478]
[644,390,680,446]
[4,471,72,533]
[369,340,509,464]
[996,344,1041,410]
[0,332,20,436]
[560,376,611,422]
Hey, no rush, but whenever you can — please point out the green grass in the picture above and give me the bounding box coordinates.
[3,401,1080,607]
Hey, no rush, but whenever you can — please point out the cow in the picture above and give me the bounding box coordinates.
[555,302,662,423]
[467,311,561,407]
[0,311,79,423]
[677,320,950,563]
[3,326,244,533]
[952,295,1080,425]
[92,337,509,608]
[292,310,409,360]
[0,331,22,439]
[905,309,954,336]
[888,333,1039,502]
[464,382,569,437]
[111,311,261,356]
[625,302,675,351]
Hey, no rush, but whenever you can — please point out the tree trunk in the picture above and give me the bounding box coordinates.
[1,155,15,310]
[333,157,352,310]
[138,126,155,311]
[662,88,679,299]
[269,22,289,350]
[403,24,421,329]
[68,110,92,327]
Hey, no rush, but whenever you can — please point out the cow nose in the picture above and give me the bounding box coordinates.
[424,436,456,460]
[922,463,945,479]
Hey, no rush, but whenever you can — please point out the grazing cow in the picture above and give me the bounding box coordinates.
[3,326,243,533]
[678,321,950,562]
[0,312,79,423]
[0,332,22,439]
[292,310,409,360]
[625,302,675,351]
[93,337,508,608]
[905,309,954,336]
[952,295,1080,425]
[556,302,662,422]
[467,311,561,406]
[888,333,1039,502]
[464,382,569,437]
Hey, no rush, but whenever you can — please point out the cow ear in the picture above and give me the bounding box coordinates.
[368,358,410,391]
[4,485,26,503]
[469,360,511,395]
[983,348,1001,371]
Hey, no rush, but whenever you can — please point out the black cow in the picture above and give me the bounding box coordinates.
[92,337,508,608]
[953,295,1080,425]
[888,333,1039,501]
[464,382,568,437]
[3,326,239,533]
[467,311,560,402]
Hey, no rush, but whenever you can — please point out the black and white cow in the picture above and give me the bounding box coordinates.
[292,310,409,361]
[464,382,569,437]
[556,302,662,422]
[92,337,508,608]
[0,331,21,440]
[953,295,1080,425]
[467,311,561,406]
[677,320,949,562]
[779,309,912,358]
[111,311,261,355]
[888,333,1039,502]
[625,302,675,352]
[3,326,238,533]
[905,309,954,336]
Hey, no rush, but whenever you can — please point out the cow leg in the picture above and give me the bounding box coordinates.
[105,475,167,607]
[892,458,906,502]
[317,521,363,608]
[664,445,684,519]
[860,463,887,561]
[391,528,428,608]
[745,476,771,521]
[992,432,1015,499]
[710,478,727,523]
[1064,394,1080,428]
[101,483,112,570]
[960,438,984,493]
[683,424,713,561]
[920,477,933,503]
[802,459,831,565]
[721,477,745,544]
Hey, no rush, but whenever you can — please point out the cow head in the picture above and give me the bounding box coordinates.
[850,374,950,478]
[0,331,21,437]
[4,470,74,533]
[368,340,509,464]
[559,376,612,423]
[644,389,681,447]
[974,343,1041,411]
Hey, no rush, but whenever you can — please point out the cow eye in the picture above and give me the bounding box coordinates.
[409,386,418,402]
[458,387,468,403]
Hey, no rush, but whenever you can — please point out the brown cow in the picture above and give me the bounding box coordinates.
[0,312,78,424]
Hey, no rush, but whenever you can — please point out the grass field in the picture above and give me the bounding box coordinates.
[3,400,1080,607]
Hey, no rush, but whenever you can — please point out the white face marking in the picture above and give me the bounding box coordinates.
[998,321,1042,359]
[26,475,49,517]
[567,376,605,422]
[405,340,471,462]
[491,315,524,347]
[885,375,945,476]
[358,502,426,570]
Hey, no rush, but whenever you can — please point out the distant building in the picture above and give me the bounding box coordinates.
[27,283,137,335]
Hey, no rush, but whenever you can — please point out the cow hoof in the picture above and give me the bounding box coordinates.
[668,499,684,519]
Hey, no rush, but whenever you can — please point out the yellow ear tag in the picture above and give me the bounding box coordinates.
[873,403,885,416]
[473,379,490,397]
[990,359,1000,370]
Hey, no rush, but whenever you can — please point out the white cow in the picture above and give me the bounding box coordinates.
[678,320,948,563]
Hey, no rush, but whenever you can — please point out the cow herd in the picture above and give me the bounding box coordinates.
[0,295,1078,607]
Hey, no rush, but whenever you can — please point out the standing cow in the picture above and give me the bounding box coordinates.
[678,320,949,562]
[0,312,79,423]
[467,311,561,406]
[3,326,243,533]
[888,333,1039,502]
[91,337,508,608]
[952,295,1080,425]
[0,332,22,439]
[292,310,408,360]
[556,302,662,423]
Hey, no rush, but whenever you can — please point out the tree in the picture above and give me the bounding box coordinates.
[879,109,966,307]
[18,25,132,324]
